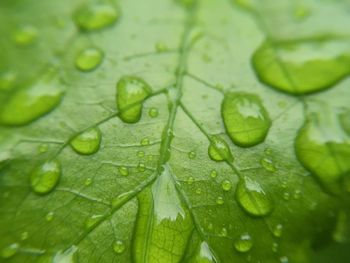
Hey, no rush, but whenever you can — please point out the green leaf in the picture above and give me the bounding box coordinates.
[1,0,350,262]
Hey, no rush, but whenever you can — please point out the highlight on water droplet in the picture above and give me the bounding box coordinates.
[113,240,126,254]
[208,135,234,162]
[222,92,271,147]
[75,47,104,72]
[70,127,102,155]
[12,25,38,46]
[0,243,19,259]
[235,176,273,217]
[30,160,61,195]
[116,76,152,123]
[74,3,120,31]
[252,38,350,95]
[234,233,253,253]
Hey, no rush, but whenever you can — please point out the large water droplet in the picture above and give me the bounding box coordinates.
[252,38,350,95]
[70,127,101,155]
[295,112,350,194]
[12,25,38,46]
[208,135,234,162]
[74,3,119,31]
[116,76,152,123]
[235,176,273,217]
[222,92,271,147]
[30,160,61,195]
[234,233,253,253]
[75,48,103,72]
[0,243,19,259]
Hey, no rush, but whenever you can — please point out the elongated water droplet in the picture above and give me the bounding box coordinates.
[273,224,283,237]
[75,48,103,72]
[208,135,233,162]
[13,25,38,46]
[116,76,152,123]
[46,211,55,222]
[295,111,350,194]
[85,214,103,229]
[234,233,253,253]
[70,127,101,155]
[30,160,61,195]
[260,157,276,172]
[235,177,273,217]
[74,3,119,31]
[0,70,64,126]
[222,92,271,147]
[113,240,125,254]
[1,243,19,259]
[253,38,350,95]
[118,166,129,177]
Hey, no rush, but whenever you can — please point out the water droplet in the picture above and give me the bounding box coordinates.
[118,166,129,177]
[188,151,196,159]
[155,42,168,52]
[191,241,217,262]
[75,47,103,72]
[46,212,55,222]
[12,25,38,46]
[74,3,119,31]
[293,189,301,199]
[273,224,283,237]
[234,233,253,253]
[208,135,234,162]
[260,158,277,172]
[216,196,224,205]
[70,127,101,155]
[280,256,289,263]
[196,188,202,195]
[294,6,311,20]
[137,150,145,157]
[187,176,194,185]
[253,38,350,95]
[210,169,218,178]
[140,138,150,146]
[0,70,64,126]
[148,107,159,118]
[85,214,103,229]
[137,163,146,172]
[84,178,92,186]
[20,231,29,241]
[222,92,271,147]
[30,160,61,195]
[53,245,78,263]
[207,223,213,230]
[295,112,350,194]
[113,240,125,254]
[222,180,232,191]
[0,70,17,91]
[283,192,290,201]
[1,243,19,259]
[38,144,49,154]
[220,227,228,237]
[235,177,273,217]
[116,76,152,123]
[272,242,279,253]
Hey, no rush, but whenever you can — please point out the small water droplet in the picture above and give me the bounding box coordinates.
[118,166,129,176]
[113,240,126,254]
[196,188,202,195]
[1,243,19,259]
[137,163,146,172]
[235,176,273,217]
[210,169,218,178]
[74,3,119,31]
[187,176,194,185]
[20,231,29,241]
[148,107,159,118]
[220,227,228,237]
[75,47,103,72]
[234,233,253,253]
[221,180,232,191]
[272,242,279,253]
[140,138,150,146]
[53,245,78,263]
[116,76,152,123]
[216,196,224,205]
[0,70,17,91]
[207,223,213,230]
[155,42,168,52]
[208,135,234,162]
[260,157,277,172]
[12,25,38,46]
[283,192,290,201]
[188,151,196,159]
[70,127,101,155]
[85,214,103,229]
[280,256,289,263]
[273,224,283,237]
[46,211,55,222]
[137,150,145,157]
[30,160,61,195]
[294,6,311,20]
[84,178,92,186]
[293,189,301,199]
[222,92,271,147]
[38,144,49,154]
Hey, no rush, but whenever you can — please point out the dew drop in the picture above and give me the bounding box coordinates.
[216,196,224,205]
[116,76,152,123]
[294,6,311,20]
[75,48,103,72]
[74,3,119,31]
[113,240,125,254]
[235,176,273,217]
[137,150,145,157]
[137,163,146,172]
[234,233,253,253]
[187,176,194,185]
[30,160,61,195]
[280,256,289,263]
[85,214,103,229]
[252,38,350,95]
[140,138,150,146]
[12,25,38,46]
[0,70,17,91]
[272,242,279,253]
[188,151,196,159]
[148,107,159,118]
[222,180,232,191]
[46,212,55,222]
[70,127,101,155]
[220,227,228,237]
[210,169,218,178]
[293,189,301,199]
[208,135,234,162]
[0,243,19,259]
[20,231,29,241]
[222,92,271,147]
[38,144,49,154]
[118,166,129,177]
[0,70,64,126]
[84,178,92,186]
[195,188,202,195]
[273,224,283,237]
[53,245,78,263]
[260,157,277,172]
[283,192,290,201]
[155,42,168,52]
